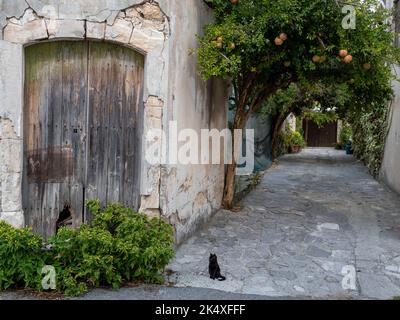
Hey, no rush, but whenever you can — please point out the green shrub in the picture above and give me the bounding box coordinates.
[303,111,338,128]
[291,131,306,148]
[276,124,293,156]
[277,125,306,156]
[0,221,46,291]
[348,101,390,177]
[49,225,120,296]
[0,201,175,296]
[337,123,352,149]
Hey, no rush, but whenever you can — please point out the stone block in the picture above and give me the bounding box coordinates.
[47,19,85,39]
[129,27,164,53]
[105,17,133,44]
[145,106,163,129]
[4,11,48,43]
[135,2,166,22]
[86,21,106,39]
[145,96,164,108]
[1,172,22,212]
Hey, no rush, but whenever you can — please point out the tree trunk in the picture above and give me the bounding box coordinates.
[271,110,292,159]
[222,80,282,209]
[222,105,248,210]
[223,162,237,209]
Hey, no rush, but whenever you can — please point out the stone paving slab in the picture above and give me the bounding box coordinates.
[168,148,400,300]
[0,285,292,301]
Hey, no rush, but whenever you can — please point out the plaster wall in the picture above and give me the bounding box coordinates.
[381,65,400,194]
[0,0,228,243]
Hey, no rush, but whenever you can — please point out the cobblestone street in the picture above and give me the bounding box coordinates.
[168,148,400,299]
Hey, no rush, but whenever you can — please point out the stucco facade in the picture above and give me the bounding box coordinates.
[0,0,228,243]
[381,65,400,194]
[380,0,400,195]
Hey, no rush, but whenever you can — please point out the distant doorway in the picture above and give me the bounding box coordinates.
[303,119,338,148]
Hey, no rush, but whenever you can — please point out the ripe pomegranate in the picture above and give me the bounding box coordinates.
[279,33,288,41]
[363,63,371,70]
[230,0,239,4]
[343,55,353,63]
[274,37,283,46]
[339,50,348,58]
[312,55,321,63]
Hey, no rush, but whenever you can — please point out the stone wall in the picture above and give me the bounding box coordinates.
[380,0,400,194]
[160,0,228,244]
[0,0,228,243]
[0,41,24,228]
[381,66,400,194]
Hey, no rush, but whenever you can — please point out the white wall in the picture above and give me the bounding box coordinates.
[161,0,228,243]
[0,0,228,243]
[381,66,400,194]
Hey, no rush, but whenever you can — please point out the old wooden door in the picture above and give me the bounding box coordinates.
[304,119,338,148]
[23,41,144,238]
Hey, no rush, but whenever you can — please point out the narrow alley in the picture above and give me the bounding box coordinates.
[168,148,400,299]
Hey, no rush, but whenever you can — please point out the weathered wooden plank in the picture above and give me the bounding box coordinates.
[85,41,111,219]
[43,42,63,238]
[122,48,144,209]
[105,44,121,204]
[86,41,144,213]
[24,41,86,238]
[59,41,87,231]
[24,42,60,237]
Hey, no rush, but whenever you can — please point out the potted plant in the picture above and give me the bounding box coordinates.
[290,131,306,153]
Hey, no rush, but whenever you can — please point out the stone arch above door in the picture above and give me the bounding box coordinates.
[2,1,170,103]
[3,2,169,55]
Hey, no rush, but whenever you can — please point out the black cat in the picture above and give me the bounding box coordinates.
[209,253,226,281]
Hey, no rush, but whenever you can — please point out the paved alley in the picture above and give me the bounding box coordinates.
[167,148,400,299]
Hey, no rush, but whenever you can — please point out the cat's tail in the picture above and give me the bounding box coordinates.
[217,276,226,281]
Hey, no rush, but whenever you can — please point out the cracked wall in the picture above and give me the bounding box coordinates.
[2,2,169,54]
[0,0,228,243]
[0,40,24,228]
[381,1,400,196]
[381,65,400,194]
[160,1,228,244]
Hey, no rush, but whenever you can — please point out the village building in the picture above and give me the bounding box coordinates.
[0,0,228,243]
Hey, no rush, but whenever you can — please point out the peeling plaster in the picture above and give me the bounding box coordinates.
[139,95,164,217]
[1,0,228,244]
[3,1,170,53]
[0,117,24,228]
